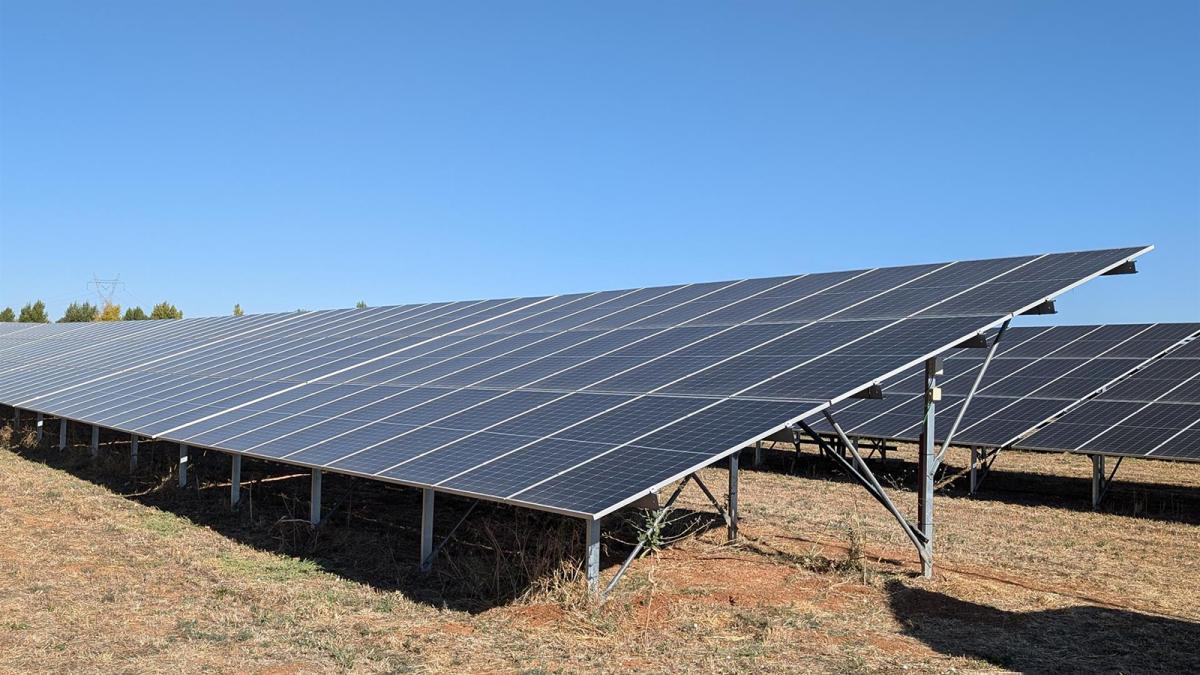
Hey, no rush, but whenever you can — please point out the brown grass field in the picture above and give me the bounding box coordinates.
[1,424,1198,673]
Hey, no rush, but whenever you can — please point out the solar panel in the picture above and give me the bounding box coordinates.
[812,322,1200,463]
[1015,336,1200,461]
[0,246,1151,517]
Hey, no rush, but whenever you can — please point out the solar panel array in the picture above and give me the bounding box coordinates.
[0,246,1150,517]
[809,322,1200,462]
[1016,331,1200,461]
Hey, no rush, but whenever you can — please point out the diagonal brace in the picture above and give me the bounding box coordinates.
[936,319,1011,466]
[691,472,730,526]
[420,501,479,571]
[1094,455,1124,507]
[794,422,892,507]
[820,413,930,553]
[601,476,692,598]
[791,425,841,465]
[796,416,930,567]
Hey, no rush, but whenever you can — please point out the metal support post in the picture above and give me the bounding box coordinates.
[969,447,979,495]
[1089,455,1122,509]
[918,357,939,578]
[419,488,434,572]
[586,518,602,595]
[230,454,242,508]
[130,435,139,472]
[90,425,100,459]
[178,444,189,488]
[58,418,67,450]
[728,452,739,542]
[11,407,18,431]
[753,440,763,467]
[724,449,734,538]
[792,426,820,460]
[35,412,43,442]
[310,469,323,525]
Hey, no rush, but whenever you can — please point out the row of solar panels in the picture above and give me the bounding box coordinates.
[0,247,1151,516]
[809,323,1200,461]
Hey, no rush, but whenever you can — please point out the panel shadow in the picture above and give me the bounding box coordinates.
[886,579,1200,673]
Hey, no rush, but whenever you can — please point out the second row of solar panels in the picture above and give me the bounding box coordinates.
[811,322,1200,462]
[1016,332,1200,460]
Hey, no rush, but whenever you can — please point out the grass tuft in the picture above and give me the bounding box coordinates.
[216,550,322,583]
[141,510,186,536]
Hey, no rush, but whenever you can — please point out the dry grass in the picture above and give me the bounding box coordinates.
[1,425,1198,673]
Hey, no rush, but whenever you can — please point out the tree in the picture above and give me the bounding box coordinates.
[356,301,368,309]
[0,307,13,322]
[98,302,122,321]
[233,304,244,317]
[123,306,148,321]
[18,300,49,323]
[60,302,99,322]
[150,302,183,320]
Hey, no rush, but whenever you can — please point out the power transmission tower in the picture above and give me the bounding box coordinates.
[88,274,125,308]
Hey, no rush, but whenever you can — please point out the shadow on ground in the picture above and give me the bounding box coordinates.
[886,579,1200,673]
[751,445,1200,526]
[7,426,724,612]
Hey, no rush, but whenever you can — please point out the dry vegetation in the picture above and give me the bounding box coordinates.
[1,423,1198,673]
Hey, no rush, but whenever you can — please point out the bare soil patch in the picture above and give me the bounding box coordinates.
[1,426,1197,673]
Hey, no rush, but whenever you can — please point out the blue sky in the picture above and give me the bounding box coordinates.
[1,1,1196,324]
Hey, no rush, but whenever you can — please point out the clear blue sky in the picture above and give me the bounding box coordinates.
[1,1,1196,324]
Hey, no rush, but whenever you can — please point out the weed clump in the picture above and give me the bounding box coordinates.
[17,428,38,449]
[430,507,590,608]
[840,514,873,584]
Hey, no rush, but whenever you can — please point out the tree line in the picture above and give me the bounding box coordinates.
[0,300,367,323]
[0,300,184,323]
